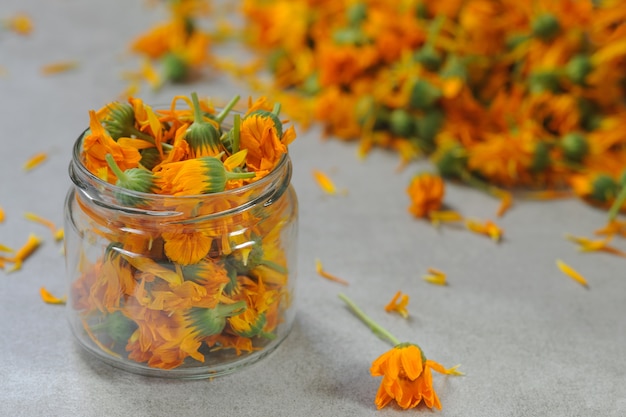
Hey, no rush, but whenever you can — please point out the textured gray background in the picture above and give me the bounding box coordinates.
[1,1,625,416]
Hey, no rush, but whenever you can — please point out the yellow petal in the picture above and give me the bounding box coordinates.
[224,149,248,171]
[23,152,47,171]
[315,258,349,285]
[41,60,78,75]
[39,287,67,305]
[556,259,588,287]
[312,169,337,195]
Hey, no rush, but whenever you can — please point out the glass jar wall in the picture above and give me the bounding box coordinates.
[64,132,298,379]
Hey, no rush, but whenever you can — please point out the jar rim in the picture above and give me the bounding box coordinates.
[70,128,290,203]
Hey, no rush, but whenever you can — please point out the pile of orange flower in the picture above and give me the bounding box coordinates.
[241,0,626,215]
[70,92,297,369]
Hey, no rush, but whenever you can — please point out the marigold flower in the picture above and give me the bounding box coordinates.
[0,206,5,223]
[338,293,462,410]
[239,113,290,173]
[162,229,213,266]
[406,172,445,218]
[371,343,461,410]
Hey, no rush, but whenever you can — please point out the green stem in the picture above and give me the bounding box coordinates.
[271,102,281,116]
[232,113,241,154]
[608,184,626,220]
[225,170,256,181]
[338,293,401,346]
[460,170,504,198]
[190,92,205,124]
[259,259,288,274]
[105,154,127,182]
[215,95,241,123]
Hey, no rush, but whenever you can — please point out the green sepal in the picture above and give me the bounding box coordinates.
[90,311,138,345]
[187,302,247,337]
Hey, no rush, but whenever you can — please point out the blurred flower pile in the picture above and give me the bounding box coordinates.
[240,0,626,215]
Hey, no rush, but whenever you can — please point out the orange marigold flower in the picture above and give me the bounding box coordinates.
[82,110,141,180]
[407,172,445,218]
[0,205,5,223]
[162,229,212,266]
[371,343,462,410]
[384,291,409,318]
[239,113,291,173]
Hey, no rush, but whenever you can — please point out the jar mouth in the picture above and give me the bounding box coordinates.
[69,129,292,220]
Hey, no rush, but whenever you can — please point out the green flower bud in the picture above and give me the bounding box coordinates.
[505,33,530,50]
[268,48,288,74]
[162,52,188,83]
[414,44,442,71]
[139,147,161,170]
[414,107,445,146]
[103,102,155,142]
[590,174,619,203]
[532,14,560,41]
[347,2,367,26]
[432,143,467,178]
[440,54,467,80]
[409,79,442,111]
[415,2,429,19]
[232,312,271,338]
[566,54,593,85]
[186,92,221,154]
[198,156,256,194]
[105,154,156,206]
[577,98,602,131]
[187,302,247,337]
[389,108,414,137]
[530,141,551,173]
[561,132,588,163]
[529,71,561,94]
[332,27,368,45]
[91,311,138,345]
[302,73,321,95]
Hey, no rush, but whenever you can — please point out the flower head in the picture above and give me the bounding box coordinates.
[406,172,445,218]
[371,343,461,410]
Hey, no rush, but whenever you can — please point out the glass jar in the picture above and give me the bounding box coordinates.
[64,128,298,379]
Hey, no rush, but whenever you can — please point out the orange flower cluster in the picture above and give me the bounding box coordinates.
[70,92,297,370]
[242,0,626,212]
[128,0,213,89]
